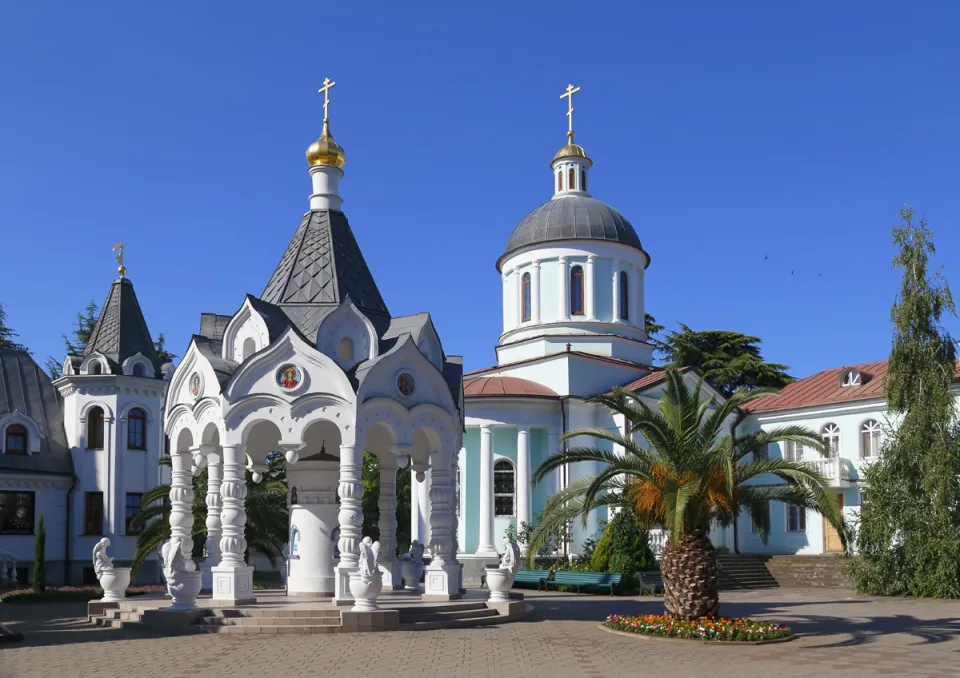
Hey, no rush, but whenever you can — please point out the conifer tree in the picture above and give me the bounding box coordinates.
[850,207,960,597]
[0,303,29,353]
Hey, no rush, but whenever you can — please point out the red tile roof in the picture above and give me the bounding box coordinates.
[741,360,960,414]
[463,375,559,398]
[620,366,692,393]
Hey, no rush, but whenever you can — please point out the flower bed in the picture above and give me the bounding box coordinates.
[0,585,165,604]
[604,614,792,642]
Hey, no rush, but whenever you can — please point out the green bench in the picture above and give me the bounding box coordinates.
[481,569,551,590]
[637,571,663,591]
[544,571,622,595]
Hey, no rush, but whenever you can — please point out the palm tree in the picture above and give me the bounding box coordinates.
[130,454,290,573]
[527,369,847,620]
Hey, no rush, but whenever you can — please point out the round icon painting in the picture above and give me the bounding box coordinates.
[189,372,202,398]
[277,364,303,391]
[397,372,416,397]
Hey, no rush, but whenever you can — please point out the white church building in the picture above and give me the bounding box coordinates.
[1,83,946,588]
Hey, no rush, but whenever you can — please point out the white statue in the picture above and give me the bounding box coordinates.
[408,540,425,565]
[92,538,114,578]
[357,537,382,583]
[161,537,188,581]
[500,536,521,577]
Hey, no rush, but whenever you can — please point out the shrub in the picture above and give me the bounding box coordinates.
[33,515,46,593]
[0,585,164,604]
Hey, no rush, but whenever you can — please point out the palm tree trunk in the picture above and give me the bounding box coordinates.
[660,530,719,619]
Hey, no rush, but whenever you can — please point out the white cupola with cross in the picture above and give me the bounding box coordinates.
[551,84,592,196]
[306,78,346,211]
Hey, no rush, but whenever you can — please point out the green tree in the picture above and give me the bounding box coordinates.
[154,332,177,363]
[527,369,846,619]
[361,452,381,540]
[657,325,794,397]
[33,515,46,593]
[850,207,960,597]
[45,300,99,378]
[644,313,664,340]
[0,303,29,353]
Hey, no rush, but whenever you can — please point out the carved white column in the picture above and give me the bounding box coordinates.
[378,454,402,589]
[516,427,532,555]
[557,256,569,321]
[417,466,432,549]
[585,254,597,320]
[169,448,195,567]
[425,451,461,599]
[334,444,363,601]
[201,447,222,589]
[211,443,254,603]
[531,260,541,324]
[476,425,497,557]
[410,470,423,545]
[612,260,621,323]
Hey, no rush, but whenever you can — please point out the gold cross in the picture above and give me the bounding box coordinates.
[560,83,581,138]
[317,77,337,121]
[111,241,126,278]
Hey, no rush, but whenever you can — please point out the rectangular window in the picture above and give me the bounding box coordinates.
[754,444,769,462]
[84,492,104,536]
[787,505,806,532]
[0,491,35,535]
[127,417,146,450]
[125,493,143,535]
[784,441,804,462]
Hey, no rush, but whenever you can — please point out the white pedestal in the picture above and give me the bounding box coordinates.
[423,562,462,600]
[379,558,403,590]
[334,564,357,602]
[211,565,256,604]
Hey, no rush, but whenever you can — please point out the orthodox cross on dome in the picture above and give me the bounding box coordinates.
[560,83,581,142]
[111,241,126,278]
[317,77,337,121]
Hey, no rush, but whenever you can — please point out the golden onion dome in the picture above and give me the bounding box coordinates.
[551,132,592,166]
[306,119,346,168]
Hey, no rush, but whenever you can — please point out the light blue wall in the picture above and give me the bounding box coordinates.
[594,259,613,322]
[539,260,560,323]
[463,427,480,553]
[530,428,551,520]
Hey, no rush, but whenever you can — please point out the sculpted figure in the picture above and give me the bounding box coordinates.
[358,536,382,582]
[161,537,188,580]
[500,536,521,577]
[408,540,425,565]
[92,538,113,578]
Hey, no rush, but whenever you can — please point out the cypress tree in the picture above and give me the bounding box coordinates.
[33,515,46,593]
[850,207,960,597]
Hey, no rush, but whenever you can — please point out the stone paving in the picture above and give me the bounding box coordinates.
[2,587,960,678]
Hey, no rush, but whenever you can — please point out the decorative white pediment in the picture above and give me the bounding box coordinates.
[122,352,154,377]
[0,411,43,455]
[80,351,110,376]
[221,297,271,363]
[315,297,378,371]
[415,317,444,371]
[224,326,355,405]
[166,340,222,417]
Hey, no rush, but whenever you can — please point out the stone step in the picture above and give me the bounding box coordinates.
[199,616,341,627]
[396,602,488,616]
[399,612,507,631]
[196,624,337,635]
[209,608,341,619]
[396,607,499,624]
[94,617,145,630]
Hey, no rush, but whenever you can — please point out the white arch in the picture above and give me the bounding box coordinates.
[79,400,115,421]
[221,297,270,363]
[122,352,154,377]
[80,352,110,375]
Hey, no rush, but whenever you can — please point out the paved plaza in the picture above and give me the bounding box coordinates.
[2,587,960,678]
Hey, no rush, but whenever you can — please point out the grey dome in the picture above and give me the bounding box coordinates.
[498,195,648,271]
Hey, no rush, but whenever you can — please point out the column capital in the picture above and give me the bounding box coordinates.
[586,254,597,263]
[517,425,530,435]
[558,255,567,264]
[531,259,541,269]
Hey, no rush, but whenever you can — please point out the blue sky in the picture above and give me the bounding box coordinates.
[2,2,959,378]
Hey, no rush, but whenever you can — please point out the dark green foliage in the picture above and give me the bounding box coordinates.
[396,462,411,552]
[361,452,381,540]
[45,300,98,378]
[154,333,177,363]
[644,313,664,340]
[657,325,794,397]
[0,303,29,353]
[32,515,46,593]
[588,512,656,577]
[850,207,960,597]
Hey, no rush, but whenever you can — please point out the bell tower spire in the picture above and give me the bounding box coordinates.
[306,77,346,211]
[551,83,592,198]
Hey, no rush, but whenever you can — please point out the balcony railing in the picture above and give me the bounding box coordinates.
[648,528,668,559]
[802,457,853,485]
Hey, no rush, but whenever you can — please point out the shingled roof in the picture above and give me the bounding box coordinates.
[83,277,159,372]
[0,351,73,476]
[261,210,391,339]
[741,360,960,414]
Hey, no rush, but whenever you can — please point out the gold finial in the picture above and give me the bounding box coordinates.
[560,83,581,143]
[111,241,126,278]
[306,78,346,168]
[318,77,336,122]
